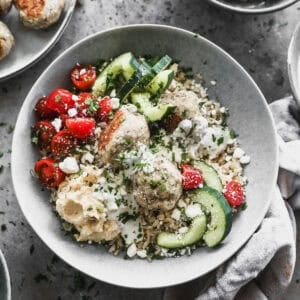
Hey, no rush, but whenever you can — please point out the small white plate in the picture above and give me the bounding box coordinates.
[288,22,300,105]
[0,0,76,81]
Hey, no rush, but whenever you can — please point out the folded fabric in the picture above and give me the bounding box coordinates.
[163,96,299,300]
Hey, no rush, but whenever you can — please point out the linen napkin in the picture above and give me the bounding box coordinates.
[163,96,299,300]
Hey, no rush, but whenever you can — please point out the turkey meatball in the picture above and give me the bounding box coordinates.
[0,21,14,61]
[98,105,150,166]
[160,90,200,119]
[14,0,65,29]
[133,156,182,211]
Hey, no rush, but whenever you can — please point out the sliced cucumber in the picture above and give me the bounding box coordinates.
[92,52,138,96]
[118,62,153,100]
[131,92,175,122]
[157,214,207,249]
[194,161,223,192]
[146,69,174,96]
[152,55,172,75]
[191,186,232,247]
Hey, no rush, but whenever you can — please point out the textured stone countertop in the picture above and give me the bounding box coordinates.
[1,0,300,299]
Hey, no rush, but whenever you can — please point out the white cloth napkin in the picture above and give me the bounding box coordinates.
[164,96,299,300]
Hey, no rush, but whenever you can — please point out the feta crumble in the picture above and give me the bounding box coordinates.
[51,118,62,132]
[110,97,120,109]
[127,243,137,258]
[171,208,181,221]
[59,157,79,174]
[185,204,202,218]
[68,108,77,117]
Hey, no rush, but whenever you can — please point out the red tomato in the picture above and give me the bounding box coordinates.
[34,158,65,188]
[97,96,112,122]
[51,130,77,158]
[32,121,57,153]
[181,164,203,190]
[65,118,95,139]
[76,92,99,117]
[71,64,96,91]
[224,181,244,207]
[47,89,75,115]
[34,96,57,119]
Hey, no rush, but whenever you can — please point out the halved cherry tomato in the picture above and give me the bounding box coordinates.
[34,158,65,188]
[34,96,57,119]
[97,96,112,122]
[51,130,77,158]
[65,118,95,139]
[47,89,75,115]
[71,64,96,91]
[224,181,244,207]
[76,92,99,117]
[32,121,56,153]
[181,164,203,190]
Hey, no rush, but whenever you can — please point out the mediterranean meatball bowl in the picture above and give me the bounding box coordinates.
[11,25,278,288]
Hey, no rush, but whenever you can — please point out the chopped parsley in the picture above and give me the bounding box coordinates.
[149,180,159,189]
[85,97,99,114]
[118,212,138,224]
[217,137,224,145]
[55,95,61,103]
[241,202,248,211]
[212,134,216,142]
[229,129,236,139]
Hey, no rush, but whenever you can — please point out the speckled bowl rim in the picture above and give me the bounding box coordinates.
[206,0,298,14]
[11,24,278,288]
[0,0,76,82]
[0,249,11,300]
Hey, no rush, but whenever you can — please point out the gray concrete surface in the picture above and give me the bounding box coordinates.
[0,0,300,299]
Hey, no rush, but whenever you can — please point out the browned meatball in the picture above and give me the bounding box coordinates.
[14,0,65,29]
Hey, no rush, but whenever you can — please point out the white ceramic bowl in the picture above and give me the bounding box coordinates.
[11,25,278,288]
[207,0,298,14]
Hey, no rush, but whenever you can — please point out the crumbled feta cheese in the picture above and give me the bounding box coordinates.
[178,227,188,234]
[68,108,77,117]
[220,107,226,113]
[240,155,251,164]
[81,152,94,164]
[79,68,86,76]
[179,119,193,134]
[185,203,202,218]
[51,118,62,132]
[127,243,137,258]
[110,89,117,97]
[168,79,177,92]
[106,200,118,211]
[72,95,79,101]
[210,80,217,86]
[233,147,245,159]
[171,208,181,221]
[110,97,120,109]
[59,157,79,174]
[137,249,147,258]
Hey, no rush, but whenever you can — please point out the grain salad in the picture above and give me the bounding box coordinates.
[31,53,250,260]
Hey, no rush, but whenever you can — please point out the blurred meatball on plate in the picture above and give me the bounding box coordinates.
[0,21,14,61]
[14,0,66,29]
[0,0,12,15]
